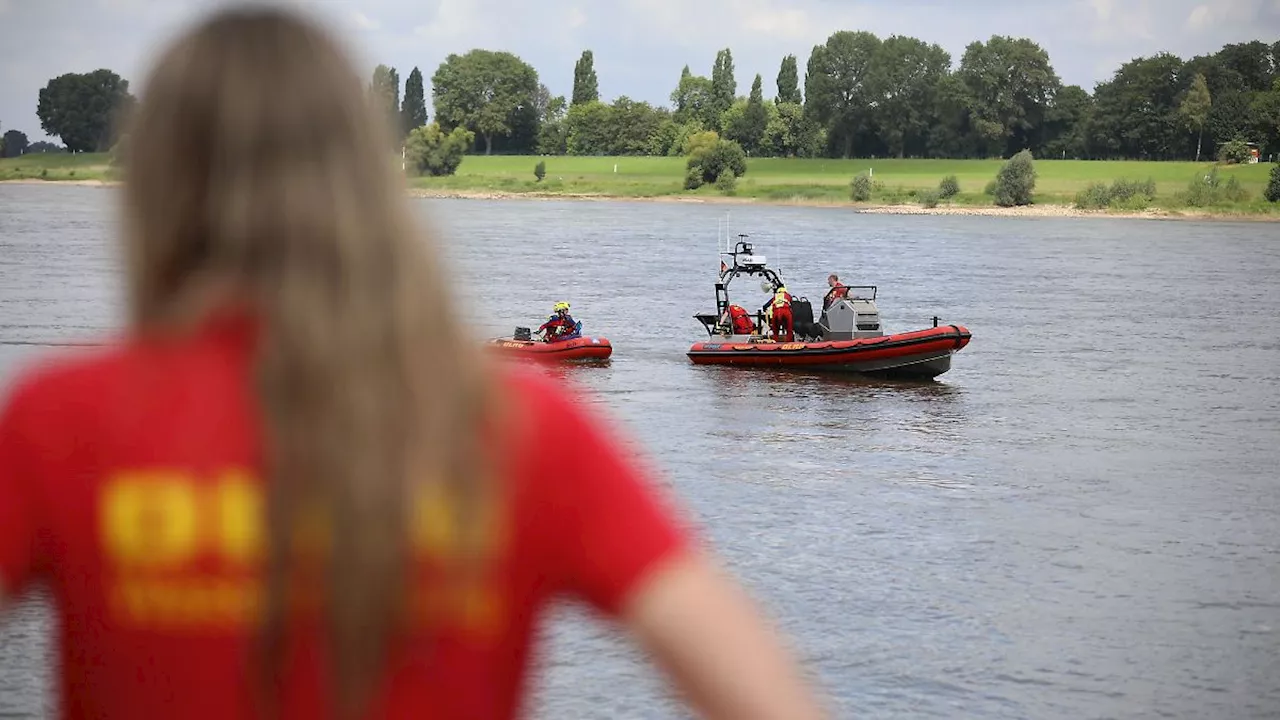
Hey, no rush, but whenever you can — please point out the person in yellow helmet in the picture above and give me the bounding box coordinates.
[537,301,580,342]
[770,285,794,342]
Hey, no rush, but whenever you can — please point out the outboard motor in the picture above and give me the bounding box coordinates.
[821,297,883,340]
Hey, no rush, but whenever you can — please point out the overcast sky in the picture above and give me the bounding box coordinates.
[2,0,1278,143]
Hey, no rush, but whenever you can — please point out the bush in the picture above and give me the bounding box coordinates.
[534,160,546,182]
[1075,178,1157,210]
[993,149,1036,207]
[668,122,707,156]
[109,134,128,167]
[684,165,704,190]
[1181,168,1250,206]
[1074,182,1112,209]
[937,175,959,198]
[715,171,737,195]
[1223,175,1248,202]
[1265,164,1280,203]
[682,130,720,158]
[404,123,474,177]
[919,189,941,208]
[850,174,872,201]
[1109,178,1156,204]
[983,179,997,196]
[1218,139,1251,165]
[686,138,747,188]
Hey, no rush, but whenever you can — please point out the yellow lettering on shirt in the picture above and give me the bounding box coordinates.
[101,472,201,567]
[98,469,506,638]
[212,471,263,565]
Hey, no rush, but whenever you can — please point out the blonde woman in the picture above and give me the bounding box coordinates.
[0,5,826,720]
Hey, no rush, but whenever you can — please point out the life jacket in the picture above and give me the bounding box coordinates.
[825,282,848,309]
[539,313,576,338]
[728,305,754,334]
[772,289,792,310]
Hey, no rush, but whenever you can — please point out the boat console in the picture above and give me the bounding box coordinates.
[819,287,883,340]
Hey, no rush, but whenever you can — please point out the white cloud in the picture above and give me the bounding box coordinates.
[1186,4,1211,30]
[566,7,586,29]
[351,10,380,30]
[737,4,814,42]
[1083,0,1156,42]
[412,0,479,41]
[96,0,150,10]
[617,0,864,46]
[1216,0,1271,23]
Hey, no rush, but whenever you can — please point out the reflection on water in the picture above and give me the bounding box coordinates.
[2,186,1279,719]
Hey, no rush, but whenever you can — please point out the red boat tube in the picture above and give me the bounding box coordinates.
[688,324,970,379]
[488,335,613,363]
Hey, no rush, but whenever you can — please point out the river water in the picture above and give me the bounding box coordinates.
[1,184,1277,719]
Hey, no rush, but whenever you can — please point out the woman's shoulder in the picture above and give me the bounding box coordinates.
[488,362,629,465]
[0,315,248,420]
[1,342,129,412]
[492,362,583,425]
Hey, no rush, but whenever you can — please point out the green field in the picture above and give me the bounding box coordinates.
[415,155,1277,211]
[0,151,113,181]
[4,152,1277,216]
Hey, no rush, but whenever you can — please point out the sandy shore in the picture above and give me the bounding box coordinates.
[4,179,1274,221]
[404,188,1279,221]
[1,178,117,187]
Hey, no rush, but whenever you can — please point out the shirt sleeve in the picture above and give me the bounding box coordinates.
[0,373,48,596]
[534,382,694,617]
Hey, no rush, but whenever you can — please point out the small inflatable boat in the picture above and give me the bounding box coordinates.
[488,325,613,363]
[688,237,970,379]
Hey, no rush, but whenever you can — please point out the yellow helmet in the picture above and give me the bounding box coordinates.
[553,301,570,312]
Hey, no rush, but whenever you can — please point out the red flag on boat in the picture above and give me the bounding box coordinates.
[720,260,728,276]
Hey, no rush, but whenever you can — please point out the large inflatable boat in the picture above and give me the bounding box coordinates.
[488,324,613,363]
[688,237,970,379]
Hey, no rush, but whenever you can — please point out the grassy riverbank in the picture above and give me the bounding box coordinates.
[0,152,114,182]
[4,152,1277,219]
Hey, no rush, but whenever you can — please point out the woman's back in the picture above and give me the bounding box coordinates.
[0,309,687,718]
[0,5,826,719]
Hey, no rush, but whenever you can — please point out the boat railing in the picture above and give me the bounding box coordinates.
[833,285,877,301]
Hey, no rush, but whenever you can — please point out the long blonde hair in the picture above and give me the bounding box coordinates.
[119,5,492,717]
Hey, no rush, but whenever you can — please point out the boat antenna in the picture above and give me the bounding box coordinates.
[716,215,722,273]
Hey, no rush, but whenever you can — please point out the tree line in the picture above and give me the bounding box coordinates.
[15,34,1280,163]
[369,35,1280,163]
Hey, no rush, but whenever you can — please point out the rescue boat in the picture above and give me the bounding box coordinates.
[688,236,971,379]
[488,323,613,363]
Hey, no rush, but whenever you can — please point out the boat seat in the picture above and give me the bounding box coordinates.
[790,297,824,341]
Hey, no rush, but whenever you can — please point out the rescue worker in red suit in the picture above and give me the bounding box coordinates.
[727,304,755,335]
[537,301,580,342]
[770,285,794,342]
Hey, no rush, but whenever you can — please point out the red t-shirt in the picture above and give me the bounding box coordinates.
[0,310,690,719]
